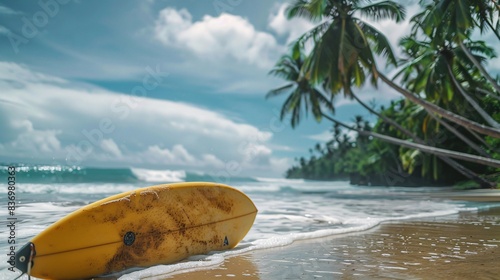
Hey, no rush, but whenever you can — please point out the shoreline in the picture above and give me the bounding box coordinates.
[147,207,500,280]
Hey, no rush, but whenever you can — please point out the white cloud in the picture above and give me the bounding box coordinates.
[201,154,225,168]
[0,62,288,177]
[9,120,62,154]
[0,61,66,84]
[307,130,332,142]
[100,138,122,158]
[155,8,282,69]
[269,157,292,172]
[308,128,359,145]
[142,145,196,165]
[268,3,316,44]
[360,6,420,57]
[269,144,294,152]
[345,129,359,141]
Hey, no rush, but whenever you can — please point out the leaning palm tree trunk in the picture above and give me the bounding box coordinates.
[468,128,500,154]
[458,41,500,94]
[475,87,500,102]
[364,131,500,168]
[321,113,500,169]
[435,153,492,187]
[429,113,491,158]
[351,92,418,139]
[378,72,500,138]
[351,92,493,186]
[446,63,500,128]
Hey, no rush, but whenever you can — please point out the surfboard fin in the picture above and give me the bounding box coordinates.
[14,242,36,277]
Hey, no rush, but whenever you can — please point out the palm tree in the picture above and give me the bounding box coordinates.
[401,10,500,128]
[288,0,405,95]
[430,114,491,158]
[315,142,325,155]
[351,91,492,184]
[267,50,500,173]
[413,0,499,40]
[377,71,500,138]
[413,0,500,93]
[458,40,500,94]
[321,113,500,169]
[287,0,500,138]
[397,35,500,129]
[265,53,334,128]
[299,157,307,168]
[275,1,498,184]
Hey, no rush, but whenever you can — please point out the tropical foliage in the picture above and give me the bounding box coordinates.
[268,0,500,187]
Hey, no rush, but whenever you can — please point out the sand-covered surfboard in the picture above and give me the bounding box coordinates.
[15,182,258,279]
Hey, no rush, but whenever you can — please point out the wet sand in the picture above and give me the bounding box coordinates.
[159,207,500,280]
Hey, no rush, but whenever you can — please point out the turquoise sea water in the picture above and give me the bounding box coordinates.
[1,165,499,279]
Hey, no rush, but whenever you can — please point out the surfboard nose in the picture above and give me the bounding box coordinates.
[14,242,35,274]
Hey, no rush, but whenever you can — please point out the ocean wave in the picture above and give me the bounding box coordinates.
[0,164,261,186]
[130,168,186,183]
[1,165,138,184]
[255,177,305,184]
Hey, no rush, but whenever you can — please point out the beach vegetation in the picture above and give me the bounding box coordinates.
[267,0,500,187]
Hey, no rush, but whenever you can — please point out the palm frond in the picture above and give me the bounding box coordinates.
[304,24,338,85]
[359,21,398,66]
[308,87,323,121]
[454,0,474,31]
[464,40,497,58]
[266,84,295,99]
[286,0,326,21]
[292,21,332,47]
[358,1,406,23]
[268,54,302,81]
[313,88,335,113]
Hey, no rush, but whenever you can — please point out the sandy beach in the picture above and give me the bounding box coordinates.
[157,207,500,280]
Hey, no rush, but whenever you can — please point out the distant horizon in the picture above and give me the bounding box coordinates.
[0,163,315,183]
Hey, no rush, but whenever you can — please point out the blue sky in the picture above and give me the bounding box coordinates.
[1,0,499,177]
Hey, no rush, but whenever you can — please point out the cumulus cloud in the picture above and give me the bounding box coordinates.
[141,145,196,165]
[268,3,316,44]
[0,62,288,176]
[200,154,225,168]
[154,8,283,69]
[100,139,123,158]
[8,120,62,154]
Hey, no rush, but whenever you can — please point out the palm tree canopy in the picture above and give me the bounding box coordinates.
[266,52,335,128]
[396,35,496,103]
[413,0,500,42]
[286,0,406,96]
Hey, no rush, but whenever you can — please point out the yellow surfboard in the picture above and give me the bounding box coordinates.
[15,182,258,279]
